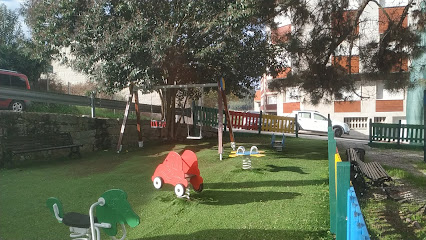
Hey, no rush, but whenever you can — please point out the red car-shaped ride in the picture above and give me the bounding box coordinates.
[151,150,204,197]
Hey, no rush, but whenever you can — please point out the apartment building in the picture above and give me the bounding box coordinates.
[257,0,424,135]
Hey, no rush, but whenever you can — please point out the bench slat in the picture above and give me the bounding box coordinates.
[346,148,392,185]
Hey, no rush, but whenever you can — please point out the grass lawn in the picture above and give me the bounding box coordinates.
[0,133,332,240]
[361,166,426,240]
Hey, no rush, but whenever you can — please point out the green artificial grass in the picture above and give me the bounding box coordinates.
[383,166,426,189]
[361,199,426,240]
[0,133,332,240]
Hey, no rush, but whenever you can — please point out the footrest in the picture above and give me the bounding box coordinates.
[62,212,98,228]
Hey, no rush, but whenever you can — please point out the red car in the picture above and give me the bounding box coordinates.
[152,150,204,197]
[0,69,31,112]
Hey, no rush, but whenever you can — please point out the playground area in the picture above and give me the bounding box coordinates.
[0,133,332,240]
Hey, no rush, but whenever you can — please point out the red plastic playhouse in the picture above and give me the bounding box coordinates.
[151,150,204,197]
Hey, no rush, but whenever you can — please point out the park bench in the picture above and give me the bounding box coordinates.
[346,147,392,195]
[1,132,82,168]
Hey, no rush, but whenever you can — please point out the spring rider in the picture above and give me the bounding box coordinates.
[152,150,204,198]
[46,189,140,240]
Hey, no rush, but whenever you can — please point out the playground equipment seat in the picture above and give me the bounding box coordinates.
[152,150,204,198]
[271,133,285,152]
[46,189,140,240]
[229,146,265,169]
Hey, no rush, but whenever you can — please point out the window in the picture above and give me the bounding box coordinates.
[379,7,407,34]
[335,83,361,101]
[332,10,359,36]
[285,87,300,103]
[267,95,277,104]
[376,81,404,100]
[374,117,386,123]
[0,74,10,86]
[10,76,27,88]
[314,113,327,121]
[332,56,359,73]
[344,117,368,129]
[298,112,311,119]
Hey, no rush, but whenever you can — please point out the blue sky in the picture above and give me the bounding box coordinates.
[1,0,30,36]
[0,0,23,10]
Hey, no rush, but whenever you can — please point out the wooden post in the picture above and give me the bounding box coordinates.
[134,89,143,148]
[219,78,235,150]
[424,90,425,162]
[116,85,134,153]
[336,161,350,240]
[218,83,223,160]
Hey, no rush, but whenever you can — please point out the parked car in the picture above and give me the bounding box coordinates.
[0,69,31,112]
[291,110,350,137]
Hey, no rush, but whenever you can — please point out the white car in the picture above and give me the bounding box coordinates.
[291,110,350,137]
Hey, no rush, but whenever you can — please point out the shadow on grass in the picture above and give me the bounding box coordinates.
[229,165,307,175]
[191,190,301,206]
[136,228,329,240]
[206,179,328,190]
[263,164,308,174]
[367,199,418,240]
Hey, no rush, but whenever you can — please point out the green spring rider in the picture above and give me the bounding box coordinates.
[46,189,140,240]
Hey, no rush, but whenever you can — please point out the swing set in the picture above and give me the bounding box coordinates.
[116,80,236,160]
[149,90,166,129]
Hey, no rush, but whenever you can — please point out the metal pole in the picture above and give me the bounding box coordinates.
[90,91,96,118]
[218,82,223,160]
[397,119,401,146]
[295,116,298,138]
[258,111,262,134]
[68,82,71,95]
[134,89,143,148]
[369,118,373,145]
[151,83,217,89]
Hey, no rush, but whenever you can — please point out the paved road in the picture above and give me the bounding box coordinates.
[234,129,371,150]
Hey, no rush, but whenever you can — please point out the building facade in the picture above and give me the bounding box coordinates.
[257,0,423,135]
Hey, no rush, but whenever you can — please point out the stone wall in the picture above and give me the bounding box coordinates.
[0,111,217,165]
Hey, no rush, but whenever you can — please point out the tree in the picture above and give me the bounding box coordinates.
[0,4,49,84]
[267,0,426,104]
[26,0,280,139]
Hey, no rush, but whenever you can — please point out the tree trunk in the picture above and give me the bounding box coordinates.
[163,88,177,140]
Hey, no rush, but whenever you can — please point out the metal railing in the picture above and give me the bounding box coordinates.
[0,87,163,116]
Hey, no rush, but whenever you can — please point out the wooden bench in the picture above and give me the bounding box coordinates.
[1,133,83,168]
[346,148,392,194]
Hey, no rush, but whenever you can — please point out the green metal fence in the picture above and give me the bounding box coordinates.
[369,119,424,148]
